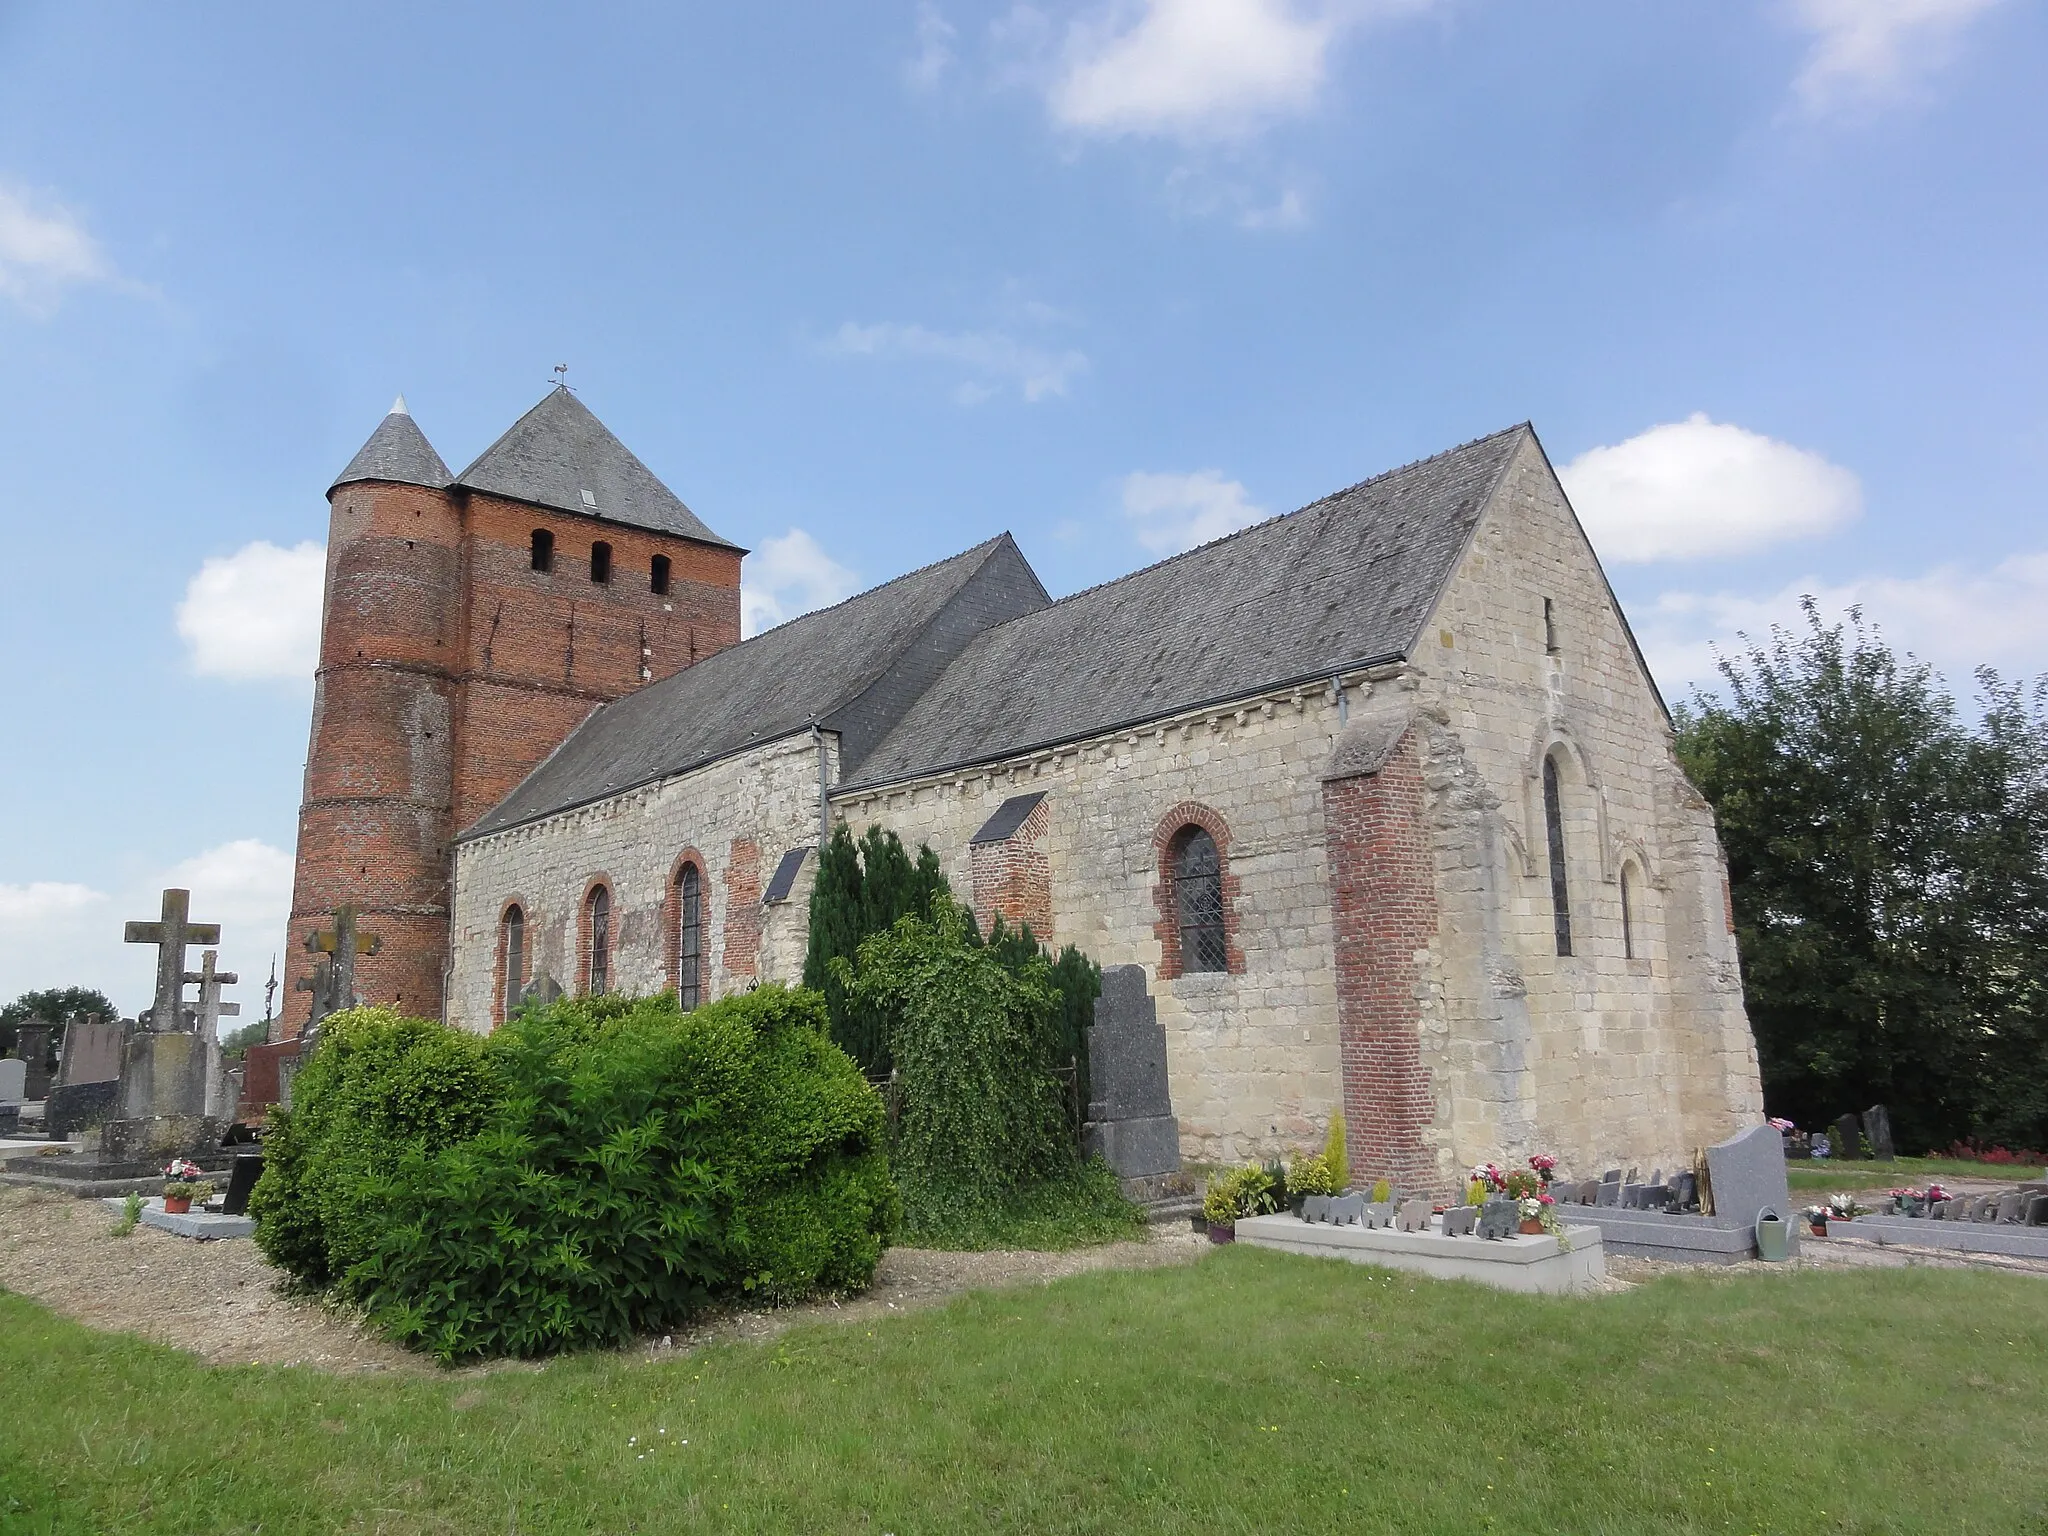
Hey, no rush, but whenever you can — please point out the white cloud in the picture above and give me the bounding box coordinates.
[1636,551,2048,701]
[0,181,114,314]
[176,540,326,682]
[1120,468,1266,553]
[742,529,862,637]
[1788,0,2003,113]
[906,2,959,88]
[0,840,294,1020]
[1559,414,1862,565]
[1052,0,1341,139]
[829,321,1088,404]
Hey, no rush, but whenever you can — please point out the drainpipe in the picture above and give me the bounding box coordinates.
[1332,676,1350,726]
[811,720,831,849]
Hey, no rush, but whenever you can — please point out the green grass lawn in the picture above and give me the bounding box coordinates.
[1786,1154,2046,1193]
[4,1249,2044,1535]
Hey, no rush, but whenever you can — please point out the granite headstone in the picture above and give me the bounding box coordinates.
[1080,966,1182,1182]
[0,1057,24,1104]
[1703,1123,1794,1228]
[1833,1112,1863,1160]
[1441,1205,1478,1237]
[1863,1104,1895,1161]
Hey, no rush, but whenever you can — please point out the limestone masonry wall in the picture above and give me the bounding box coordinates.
[1410,437,1763,1180]
[448,732,828,1032]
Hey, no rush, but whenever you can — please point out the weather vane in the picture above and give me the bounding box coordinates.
[552,362,573,391]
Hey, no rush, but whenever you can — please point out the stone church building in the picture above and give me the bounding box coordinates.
[292,388,1764,1190]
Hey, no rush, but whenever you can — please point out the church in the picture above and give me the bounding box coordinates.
[291,388,1764,1192]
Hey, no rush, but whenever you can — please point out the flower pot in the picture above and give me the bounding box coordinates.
[1518,1218,1545,1236]
[1808,1220,1827,1236]
[164,1196,192,1215]
[1207,1222,1236,1245]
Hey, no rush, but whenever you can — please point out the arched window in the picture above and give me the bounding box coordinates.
[651,554,671,596]
[1173,827,1227,973]
[675,863,702,1009]
[585,884,612,995]
[590,541,612,585]
[530,528,555,572]
[1620,863,1636,960]
[500,904,525,1021]
[1543,754,1573,957]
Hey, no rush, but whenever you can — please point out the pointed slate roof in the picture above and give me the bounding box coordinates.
[842,425,1530,790]
[463,534,1051,838]
[453,387,737,548]
[329,397,452,492]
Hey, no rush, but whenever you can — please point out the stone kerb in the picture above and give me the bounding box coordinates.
[1082,965,1182,1187]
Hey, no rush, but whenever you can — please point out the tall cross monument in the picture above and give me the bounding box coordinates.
[296,906,382,1031]
[123,888,221,1033]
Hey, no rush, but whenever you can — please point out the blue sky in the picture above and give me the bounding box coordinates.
[1,0,2042,1015]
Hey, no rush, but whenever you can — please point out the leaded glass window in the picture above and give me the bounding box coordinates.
[587,885,612,995]
[502,904,525,1020]
[1544,755,1573,957]
[1175,827,1227,973]
[677,864,702,1010]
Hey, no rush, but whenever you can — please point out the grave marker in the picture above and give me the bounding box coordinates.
[1081,966,1182,1188]
[124,889,220,1033]
[1441,1205,1478,1237]
[1477,1198,1518,1240]
[1863,1104,1896,1161]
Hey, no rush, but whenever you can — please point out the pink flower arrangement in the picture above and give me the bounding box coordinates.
[1469,1163,1508,1193]
[163,1158,204,1184]
[1768,1117,1797,1132]
[1528,1153,1558,1184]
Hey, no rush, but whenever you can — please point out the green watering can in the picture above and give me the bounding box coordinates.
[1754,1206,1790,1262]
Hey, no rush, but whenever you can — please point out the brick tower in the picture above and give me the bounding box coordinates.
[283,389,743,1030]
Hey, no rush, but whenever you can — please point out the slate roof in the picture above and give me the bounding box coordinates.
[330,398,452,491]
[463,534,1051,838]
[842,425,1530,790]
[453,387,738,549]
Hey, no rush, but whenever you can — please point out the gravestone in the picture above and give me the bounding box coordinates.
[1994,1192,2024,1224]
[521,972,565,1008]
[15,1024,54,1100]
[0,1058,25,1103]
[1620,1183,1646,1209]
[1863,1104,1896,1161]
[1703,1124,1794,1228]
[1395,1198,1431,1233]
[1301,1194,1329,1222]
[220,1153,264,1217]
[1441,1205,1478,1238]
[1595,1177,1622,1208]
[1081,966,1181,1186]
[1477,1198,1518,1240]
[1328,1193,1366,1226]
[45,1015,128,1138]
[100,889,229,1165]
[1670,1171,1700,1213]
[1833,1113,1863,1160]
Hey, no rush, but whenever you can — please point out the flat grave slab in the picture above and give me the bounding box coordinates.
[99,1196,254,1241]
[1554,1206,1787,1264]
[1827,1215,2048,1260]
[1234,1212,1606,1294]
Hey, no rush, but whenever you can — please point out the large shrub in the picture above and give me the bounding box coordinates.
[253,989,894,1362]
[845,898,1073,1232]
[802,823,948,1073]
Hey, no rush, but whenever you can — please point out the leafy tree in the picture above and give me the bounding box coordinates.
[802,825,950,1073]
[1,987,117,1060]
[1674,602,2048,1152]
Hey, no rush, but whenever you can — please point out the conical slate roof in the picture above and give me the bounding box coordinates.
[329,397,453,492]
[453,387,737,548]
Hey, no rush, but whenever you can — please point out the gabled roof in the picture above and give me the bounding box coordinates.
[843,425,1529,790]
[453,387,738,549]
[462,534,1051,839]
[330,397,452,492]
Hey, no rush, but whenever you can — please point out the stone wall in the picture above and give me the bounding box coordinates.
[1409,437,1763,1179]
[448,731,829,1032]
[836,697,1351,1167]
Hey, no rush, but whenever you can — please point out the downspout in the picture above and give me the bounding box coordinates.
[1332,676,1350,726]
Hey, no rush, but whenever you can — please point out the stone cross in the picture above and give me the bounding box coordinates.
[124,888,221,1033]
[299,906,382,1025]
[184,950,240,1048]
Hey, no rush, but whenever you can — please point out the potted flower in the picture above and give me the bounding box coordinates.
[162,1158,206,1214]
[1202,1164,1279,1244]
[1517,1195,1547,1235]
[1828,1192,1860,1223]
[1528,1153,1558,1188]
[1803,1204,1830,1236]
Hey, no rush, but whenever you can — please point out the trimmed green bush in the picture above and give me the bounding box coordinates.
[253,989,895,1362]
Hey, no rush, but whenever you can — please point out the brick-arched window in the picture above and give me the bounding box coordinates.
[581,882,613,995]
[494,900,527,1026]
[675,862,704,1009]
[1152,803,1244,979]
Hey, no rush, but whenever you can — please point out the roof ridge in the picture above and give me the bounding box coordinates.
[1034,423,1529,613]
[741,532,1014,644]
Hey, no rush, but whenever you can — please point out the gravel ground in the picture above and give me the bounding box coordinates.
[0,1185,1209,1376]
